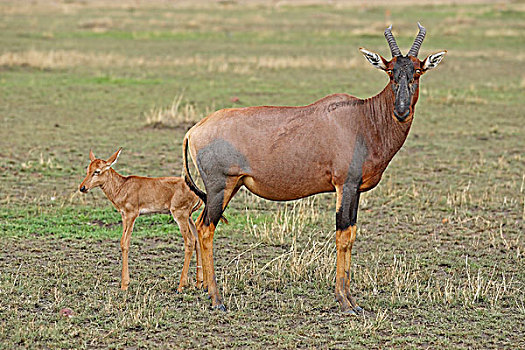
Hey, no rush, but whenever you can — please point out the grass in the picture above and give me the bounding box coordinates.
[1,0,524,348]
[144,92,209,129]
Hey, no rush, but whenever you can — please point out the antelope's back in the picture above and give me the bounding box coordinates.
[186,94,366,200]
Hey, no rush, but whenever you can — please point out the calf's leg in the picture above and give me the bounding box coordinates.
[172,211,195,293]
[120,212,138,290]
[188,217,203,288]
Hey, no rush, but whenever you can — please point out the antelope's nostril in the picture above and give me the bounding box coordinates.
[393,109,410,121]
[80,186,87,193]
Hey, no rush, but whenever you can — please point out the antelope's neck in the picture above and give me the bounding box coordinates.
[362,82,414,163]
[101,169,126,207]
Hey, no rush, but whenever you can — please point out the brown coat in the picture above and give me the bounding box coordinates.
[79,149,203,292]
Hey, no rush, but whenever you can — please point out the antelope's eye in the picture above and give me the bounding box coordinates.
[415,69,422,74]
[387,70,393,75]
[93,170,101,176]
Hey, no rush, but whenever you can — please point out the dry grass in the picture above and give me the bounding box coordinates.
[0,49,368,72]
[354,253,522,309]
[216,224,522,318]
[78,17,114,32]
[246,197,321,245]
[0,50,130,70]
[5,48,525,74]
[226,190,524,312]
[485,29,522,37]
[144,93,209,128]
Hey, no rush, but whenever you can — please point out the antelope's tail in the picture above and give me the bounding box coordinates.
[191,198,203,214]
[183,136,228,225]
[183,136,207,203]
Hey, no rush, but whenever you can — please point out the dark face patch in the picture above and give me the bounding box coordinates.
[391,56,418,122]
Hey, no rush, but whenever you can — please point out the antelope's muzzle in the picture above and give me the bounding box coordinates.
[394,108,410,121]
[80,185,88,193]
[394,78,411,122]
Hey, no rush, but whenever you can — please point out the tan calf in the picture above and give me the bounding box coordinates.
[79,148,203,292]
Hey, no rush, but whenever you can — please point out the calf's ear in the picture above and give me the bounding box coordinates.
[105,147,122,169]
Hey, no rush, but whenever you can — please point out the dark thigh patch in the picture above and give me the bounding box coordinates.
[196,139,250,226]
[196,139,250,190]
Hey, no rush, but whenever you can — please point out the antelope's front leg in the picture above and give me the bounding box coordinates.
[344,192,362,313]
[335,184,361,314]
[344,225,362,313]
[120,212,137,290]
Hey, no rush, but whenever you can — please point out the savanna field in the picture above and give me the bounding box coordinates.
[0,0,524,348]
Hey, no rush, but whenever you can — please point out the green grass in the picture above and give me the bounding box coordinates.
[1,1,524,348]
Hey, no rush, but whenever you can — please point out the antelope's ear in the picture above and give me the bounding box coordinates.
[105,147,122,169]
[422,50,447,72]
[89,149,96,161]
[359,48,388,70]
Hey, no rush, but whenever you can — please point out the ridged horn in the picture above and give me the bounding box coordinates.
[384,25,402,57]
[408,22,426,57]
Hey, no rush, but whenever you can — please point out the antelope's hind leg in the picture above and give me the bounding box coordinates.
[197,176,242,311]
[335,184,362,315]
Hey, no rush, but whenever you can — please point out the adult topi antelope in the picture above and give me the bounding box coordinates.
[183,24,446,313]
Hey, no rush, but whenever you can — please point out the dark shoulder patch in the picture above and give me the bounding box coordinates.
[346,135,368,186]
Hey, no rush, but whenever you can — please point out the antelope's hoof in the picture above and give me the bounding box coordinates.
[342,308,359,316]
[213,304,227,312]
[353,305,364,314]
